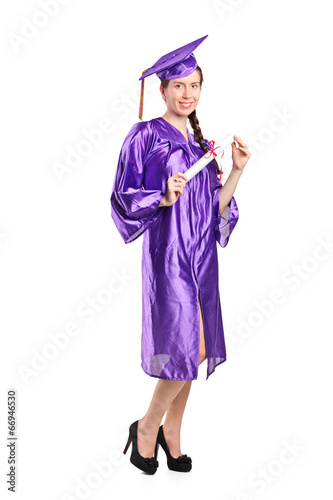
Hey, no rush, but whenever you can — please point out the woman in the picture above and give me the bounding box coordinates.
[110,35,251,474]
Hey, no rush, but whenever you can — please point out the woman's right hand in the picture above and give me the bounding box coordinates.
[160,172,188,207]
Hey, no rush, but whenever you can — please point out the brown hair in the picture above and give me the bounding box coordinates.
[160,65,220,175]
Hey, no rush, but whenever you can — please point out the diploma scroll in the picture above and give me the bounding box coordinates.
[183,133,234,183]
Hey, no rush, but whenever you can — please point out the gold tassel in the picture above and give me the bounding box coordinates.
[138,69,148,120]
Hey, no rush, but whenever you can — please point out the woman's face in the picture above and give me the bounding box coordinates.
[161,69,201,117]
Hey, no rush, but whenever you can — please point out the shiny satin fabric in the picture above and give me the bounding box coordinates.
[110,117,239,380]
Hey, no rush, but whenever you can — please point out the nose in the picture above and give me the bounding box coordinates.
[182,87,192,99]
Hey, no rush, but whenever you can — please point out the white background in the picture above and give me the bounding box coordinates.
[1,0,332,498]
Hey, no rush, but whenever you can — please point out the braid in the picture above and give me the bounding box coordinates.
[188,109,220,174]
[188,109,204,145]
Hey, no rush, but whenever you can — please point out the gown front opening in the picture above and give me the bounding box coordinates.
[110,117,239,381]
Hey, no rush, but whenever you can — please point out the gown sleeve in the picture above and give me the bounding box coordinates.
[110,121,167,244]
[205,139,239,248]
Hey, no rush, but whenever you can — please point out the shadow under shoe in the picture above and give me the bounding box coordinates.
[123,420,159,475]
[154,425,192,472]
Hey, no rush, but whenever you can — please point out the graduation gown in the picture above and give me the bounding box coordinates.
[110,117,239,380]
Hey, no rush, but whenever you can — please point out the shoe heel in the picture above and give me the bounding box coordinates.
[123,433,132,455]
[154,442,160,460]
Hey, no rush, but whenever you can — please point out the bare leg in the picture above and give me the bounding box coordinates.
[162,380,192,457]
[198,289,207,364]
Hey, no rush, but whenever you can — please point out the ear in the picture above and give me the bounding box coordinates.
[160,86,167,102]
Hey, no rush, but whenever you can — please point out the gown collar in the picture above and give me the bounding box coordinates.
[151,116,199,147]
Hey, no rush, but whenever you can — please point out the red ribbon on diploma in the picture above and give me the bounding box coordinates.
[204,140,224,184]
[204,140,220,159]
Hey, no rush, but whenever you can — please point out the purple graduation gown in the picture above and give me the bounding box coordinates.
[110,117,239,380]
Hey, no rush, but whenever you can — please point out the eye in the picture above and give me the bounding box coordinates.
[175,84,182,88]
[192,84,198,88]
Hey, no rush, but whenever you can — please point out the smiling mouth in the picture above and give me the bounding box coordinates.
[179,102,193,108]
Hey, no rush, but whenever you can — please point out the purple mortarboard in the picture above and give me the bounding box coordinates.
[138,35,208,120]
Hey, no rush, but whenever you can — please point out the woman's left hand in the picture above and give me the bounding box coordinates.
[231,135,251,173]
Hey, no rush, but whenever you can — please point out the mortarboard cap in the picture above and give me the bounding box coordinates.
[138,35,208,120]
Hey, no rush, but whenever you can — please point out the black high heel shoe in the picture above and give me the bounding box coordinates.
[123,420,159,474]
[154,425,192,472]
